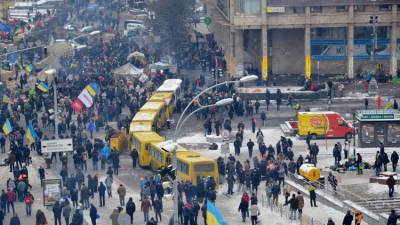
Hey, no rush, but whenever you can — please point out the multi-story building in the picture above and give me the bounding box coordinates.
[209,0,399,80]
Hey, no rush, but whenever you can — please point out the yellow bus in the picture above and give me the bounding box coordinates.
[176,151,219,186]
[131,111,158,131]
[157,81,182,105]
[130,131,165,167]
[149,141,188,171]
[140,101,167,129]
[149,92,174,117]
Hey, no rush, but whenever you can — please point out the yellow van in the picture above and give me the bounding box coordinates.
[176,151,219,186]
[140,102,167,129]
[149,92,174,117]
[131,111,158,131]
[149,141,188,171]
[130,131,165,167]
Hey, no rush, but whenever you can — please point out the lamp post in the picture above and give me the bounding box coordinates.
[170,75,257,225]
[45,69,58,139]
[353,110,357,158]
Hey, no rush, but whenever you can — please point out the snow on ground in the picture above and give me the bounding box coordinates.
[367,183,390,195]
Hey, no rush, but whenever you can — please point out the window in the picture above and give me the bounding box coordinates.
[293,7,304,14]
[194,163,215,172]
[337,118,347,127]
[310,6,322,13]
[336,6,348,12]
[379,5,392,11]
[149,147,163,161]
[361,124,375,144]
[354,5,365,12]
[387,124,400,144]
[177,161,189,174]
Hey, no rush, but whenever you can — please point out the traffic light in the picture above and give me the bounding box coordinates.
[218,68,223,78]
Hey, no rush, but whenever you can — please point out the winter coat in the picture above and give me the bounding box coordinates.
[387,177,396,187]
[296,194,304,209]
[126,200,136,215]
[342,213,353,225]
[109,210,119,225]
[62,204,72,218]
[9,215,21,225]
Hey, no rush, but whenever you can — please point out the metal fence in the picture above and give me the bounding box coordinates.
[260,194,325,225]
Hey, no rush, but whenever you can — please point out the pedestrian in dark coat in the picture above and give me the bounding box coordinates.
[342,210,353,225]
[126,197,136,224]
[391,151,399,172]
[52,201,62,225]
[387,175,396,198]
[387,209,400,225]
[130,149,138,169]
[9,214,20,225]
[89,204,98,225]
[98,182,106,207]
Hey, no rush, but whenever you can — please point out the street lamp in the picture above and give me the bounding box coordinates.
[44,68,58,139]
[170,75,256,225]
[171,97,233,225]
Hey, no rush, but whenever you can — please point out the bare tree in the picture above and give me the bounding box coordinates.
[152,0,194,59]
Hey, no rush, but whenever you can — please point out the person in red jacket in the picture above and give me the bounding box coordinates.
[387,175,396,198]
[24,192,34,216]
[6,189,15,214]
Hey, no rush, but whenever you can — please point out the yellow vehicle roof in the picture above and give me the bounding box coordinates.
[177,151,215,164]
[140,101,165,111]
[149,92,173,104]
[151,141,189,153]
[132,131,164,143]
[129,121,153,132]
[157,83,180,92]
[132,111,157,122]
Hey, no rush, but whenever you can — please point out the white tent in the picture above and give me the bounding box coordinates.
[112,63,144,78]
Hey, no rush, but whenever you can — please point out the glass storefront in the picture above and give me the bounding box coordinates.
[388,124,400,144]
[361,124,375,144]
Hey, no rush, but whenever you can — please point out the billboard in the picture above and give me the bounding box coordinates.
[43,179,62,206]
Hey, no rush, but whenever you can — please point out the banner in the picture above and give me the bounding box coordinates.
[262,56,268,80]
[78,89,93,108]
[71,99,84,113]
[305,55,311,80]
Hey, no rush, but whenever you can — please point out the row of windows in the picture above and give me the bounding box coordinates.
[149,147,163,161]
[177,161,189,174]
[290,5,397,14]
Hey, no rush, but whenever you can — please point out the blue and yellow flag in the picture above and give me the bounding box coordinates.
[25,64,32,73]
[2,119,12,135]
[86,82,100,97]
[35,81,49,93]
[16,61,23,70]
[207,201,228,225]
[25,121,38,144]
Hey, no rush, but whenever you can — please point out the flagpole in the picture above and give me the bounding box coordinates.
[54,78,58,139]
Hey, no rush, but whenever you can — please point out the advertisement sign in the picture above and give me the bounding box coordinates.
[305,55,311,80]
[43,179,62,206]
[262,56,268,80]
[41,139,73,153]
[266,7,285,13]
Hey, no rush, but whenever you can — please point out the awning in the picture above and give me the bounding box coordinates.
[112,63,144,78]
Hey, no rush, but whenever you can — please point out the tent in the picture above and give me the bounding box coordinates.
[112,63,144,78]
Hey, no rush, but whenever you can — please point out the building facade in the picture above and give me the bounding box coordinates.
[209,0,399,80]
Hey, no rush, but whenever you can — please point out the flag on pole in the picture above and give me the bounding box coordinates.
[2,119,12,135]
[25,121,38,145]
[86,82,100,96]
[206,201,228,225]
[35,81,49,93]
[78,89,94,108]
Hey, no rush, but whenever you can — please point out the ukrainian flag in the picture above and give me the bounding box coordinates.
[35,81,49,93]
[25,121,38,145]
[25,64,33,73]
[86,84,96,96]
[207,201,228,225]
[2,119,12,135]
[16,61,23,70]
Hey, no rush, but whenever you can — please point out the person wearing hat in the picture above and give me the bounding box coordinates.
[327,217,335,225]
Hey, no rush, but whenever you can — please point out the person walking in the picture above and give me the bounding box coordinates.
[251,117,256,133]
[89,204,98,225]
[153,197,163,222]
[6,189,15,214]
[52,201,62,225]
[354,209,363,225]
[391,151,399,172]
[62,201,72,225]
[309,185,317,207]
[342,210,353,225]
[35,210,47,225]
[109,209,119,225]
[238,196,249,222]
[247,139,254,159]
[260,111,266,126]
[387,209,400,225]
[296,192,304,219]
[126,197,136,224]
[328,172,338,191]
[249,203,260,225]
[141,197,152,222]
[9,214,20,225]
[130,148,138,169]
[117,184,126,206]
[387,175,396,198]
[105,175,113,197]
[24,192,34,216]
[284,193,298,220]
[98,181,106,207]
